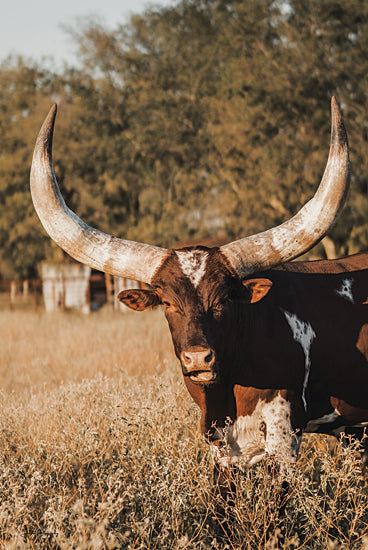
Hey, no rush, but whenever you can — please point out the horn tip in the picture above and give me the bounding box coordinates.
[36,104,58,148]
[42,104,58,132]
[46,103,57,126]
[331,95,341,119]
[32,105,58,171]
[330,96,348,150]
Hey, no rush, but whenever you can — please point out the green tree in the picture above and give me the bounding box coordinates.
[67,0,368,256]
[0,58,61,278]
[2,0,368,279]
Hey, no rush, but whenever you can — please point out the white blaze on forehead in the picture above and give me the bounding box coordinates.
[212,393,300,472]
[282,310,316,411]
[175,250,208,288]
[335,277,354,303]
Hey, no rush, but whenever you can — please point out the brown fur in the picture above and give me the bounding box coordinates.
[119,248,368,461]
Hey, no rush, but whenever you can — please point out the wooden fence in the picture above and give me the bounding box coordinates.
[0,279,41,311]
[0,272,144,313]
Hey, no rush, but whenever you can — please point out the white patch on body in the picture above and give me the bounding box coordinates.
[175,250,208,288]
[282,310,316,411]
[335,278,354,303]
[212,393,300,472]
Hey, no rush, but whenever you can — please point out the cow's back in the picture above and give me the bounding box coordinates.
[247,253,368,415]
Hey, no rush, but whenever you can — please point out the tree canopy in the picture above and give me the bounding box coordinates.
[1,0,368,278]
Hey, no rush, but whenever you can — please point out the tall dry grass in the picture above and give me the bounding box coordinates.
[1,309,368,549]
[0,309,174,394]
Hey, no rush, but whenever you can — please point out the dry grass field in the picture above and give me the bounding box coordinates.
[1,309,368,549]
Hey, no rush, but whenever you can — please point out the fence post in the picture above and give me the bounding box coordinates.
[23,280,29,301]
[9,281,17,310]
[33,279,39,311]
[105,273,114,306]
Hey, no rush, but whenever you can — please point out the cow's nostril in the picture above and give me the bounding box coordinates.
[205,350,214,363]
[181,348,215,372]
[181,351,193,366]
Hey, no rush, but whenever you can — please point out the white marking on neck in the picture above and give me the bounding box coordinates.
[282,310,316,411]
[212,393,300,472]
[175,250,208,288]
[335,278,354,303]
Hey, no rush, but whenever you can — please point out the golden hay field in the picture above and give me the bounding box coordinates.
[1,309,368,549]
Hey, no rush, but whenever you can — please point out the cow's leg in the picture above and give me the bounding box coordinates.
[360,432,368,471]
[213,461,236,504]
[263,427,301,544]
[210,442,238,535]
[263,394,302,469]
[326,398,368,471]
[262,394,303,519]
[339,425,368,471]
[212,465,237,537]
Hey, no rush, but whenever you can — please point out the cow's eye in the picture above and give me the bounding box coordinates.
[212,302,225,314]
[163,300,183,314]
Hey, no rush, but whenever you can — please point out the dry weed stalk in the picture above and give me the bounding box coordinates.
[0,310,368,548]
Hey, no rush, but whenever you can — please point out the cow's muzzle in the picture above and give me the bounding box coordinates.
[180,347,217,384]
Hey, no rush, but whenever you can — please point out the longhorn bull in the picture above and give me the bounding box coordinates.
[32,99,368,506]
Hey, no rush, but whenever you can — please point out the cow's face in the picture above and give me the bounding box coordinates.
[118,247,272,385]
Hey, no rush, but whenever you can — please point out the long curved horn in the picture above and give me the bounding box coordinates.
[220,97,350,277]
[30,105,167,284]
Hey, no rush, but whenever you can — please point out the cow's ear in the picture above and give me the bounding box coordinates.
[242,278,273,303]
[117,289,161,311]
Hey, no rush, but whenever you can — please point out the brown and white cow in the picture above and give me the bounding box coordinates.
[31,98,368,480]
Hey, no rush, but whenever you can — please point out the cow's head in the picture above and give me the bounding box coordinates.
[30,98,349,384]
[118,246,273,384]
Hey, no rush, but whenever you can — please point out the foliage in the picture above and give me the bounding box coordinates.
[0,59,57,278]
[2,0,368,277]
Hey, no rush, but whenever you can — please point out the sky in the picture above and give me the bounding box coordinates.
[0,0,173,69]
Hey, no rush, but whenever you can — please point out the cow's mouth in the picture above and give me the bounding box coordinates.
[189,371,217,384]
